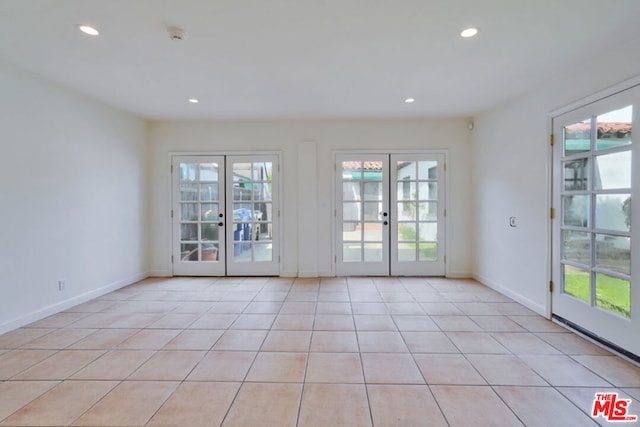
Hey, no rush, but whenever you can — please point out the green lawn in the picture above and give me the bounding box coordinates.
[564,267,630,318]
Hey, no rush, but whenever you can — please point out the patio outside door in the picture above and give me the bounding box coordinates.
[335,153,446,276]
[172,154,279,276]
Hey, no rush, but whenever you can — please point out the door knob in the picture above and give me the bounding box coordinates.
[218,222,224,227]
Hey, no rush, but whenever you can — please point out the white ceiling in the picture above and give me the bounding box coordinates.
[1,0,639,121]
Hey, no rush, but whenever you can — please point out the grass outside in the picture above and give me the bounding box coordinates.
[564,266,630,318]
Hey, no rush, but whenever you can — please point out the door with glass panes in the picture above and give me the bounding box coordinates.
[172,155,279,276]
[335,153,445,276]
[552,85,639,356]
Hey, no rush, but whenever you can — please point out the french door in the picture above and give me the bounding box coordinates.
[552,85,639,356]
[335,153,446,276]
[172,154,279,276]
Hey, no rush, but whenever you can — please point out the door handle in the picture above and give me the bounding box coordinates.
[218,222,224,227]
[383,221,388,226]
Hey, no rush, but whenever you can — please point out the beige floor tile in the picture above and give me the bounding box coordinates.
[420,302,464,315]
[361,353,424,384]
[310,331,359,352]
[299,383,371,427]
[67,313,125,329]
[431,315,483,331]
[72,381,179,426]
[0,350,55,379]
[380,291,415,302]
[572,355,640,387]
[68,328,139,349]
[487,302,536,315]
[243,301,283,313]
[172,301,215,313]
[286,291,318,302]
[64,299,116,313]
[446,331,509,354]
[147,382,241,427]
[410,291,448,302]
[246,352,307,382]
[20,328,97,349]
[495,386,598,427]
[116,329,181,349]
[253,292,288,303]
[305,352,364,383]
[261,330,312,352]
[13,350,104,380]
[317,291,350,302]
[468,315,526,332]
[519,355,612,387]
[222,382,302,427]
[351,302,389,314]
[431,385,523,426]
[357,331,408,352]
[350,292,384,303]
[441,292,481,302]
[187,350,256,381]
[71,350,155,380]
[0,381,59,421]
[0,328,53,349]
[107,313,165,328]
[1,381,117,426]
[316,302,352,314]
[368,384,448,427]
[491,332,562,355]
[454,302,503,316]
[209,301,251,313]
[129,350,205,380]
[163,329,224,350]
[354,315,397,331]
[27,312,89,329]
[230,313,276,329]
[147,313,199,328]
[414,354,486,385]
[402,331,459,353]
[466,354,547,386]
[213,330,267,350]
[509,315,567,332]
[537,332,613,355]
[272,314,315,330]
[313,314,355,331]
[392,315,439,331]
[386,302,425,315]
[189,313,239,329]
[278,301,316,315]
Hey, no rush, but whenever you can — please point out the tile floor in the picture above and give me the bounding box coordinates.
[1,277,640,426]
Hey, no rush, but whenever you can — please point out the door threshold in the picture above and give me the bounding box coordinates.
[552,314,640,366]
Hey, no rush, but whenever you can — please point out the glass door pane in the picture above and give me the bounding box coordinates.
[391,155,445,276]
[226,155,279,276]
[336,155,389,276]
[172,156,226,276]
[552,85,638,356]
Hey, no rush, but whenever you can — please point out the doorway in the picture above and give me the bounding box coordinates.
[552,85,638,356]
[335,152,446,276]
[172,154,280,276]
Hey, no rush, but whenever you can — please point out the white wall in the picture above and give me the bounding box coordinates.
[148,119,472,278]
[471,37,640,315]
[0,61,148,333]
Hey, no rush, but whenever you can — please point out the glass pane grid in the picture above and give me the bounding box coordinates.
[559,106,633,318]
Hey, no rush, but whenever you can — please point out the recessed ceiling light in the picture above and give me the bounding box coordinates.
[188,98,199,104]
[460,27,479,38]
[405,98,415,103]
[78,25,99,36]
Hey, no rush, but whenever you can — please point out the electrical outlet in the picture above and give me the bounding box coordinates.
[509,217,517,227]
[58,280,66,291]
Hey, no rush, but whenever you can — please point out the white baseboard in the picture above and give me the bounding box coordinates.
[0,272,149,335]
[148,270,172,277]
[473,273,547,317]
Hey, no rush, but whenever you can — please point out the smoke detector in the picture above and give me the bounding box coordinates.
[167,26,185,41]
